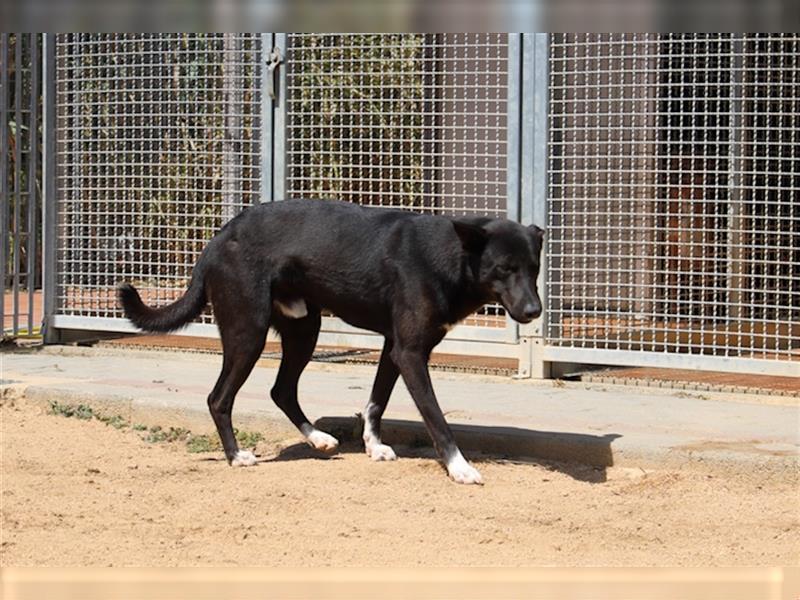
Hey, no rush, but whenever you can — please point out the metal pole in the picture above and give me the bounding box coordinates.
[272,33,287,202]
[13,33,22,334]
[261,33,275,203]
[42,34,58,343]
[27,35,40,336]
[505,33,522,345]
[517,33,551,379]
[0,34,8,335]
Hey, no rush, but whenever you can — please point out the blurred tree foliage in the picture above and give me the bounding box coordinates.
[63,34,260,284]
[287,34,428,208]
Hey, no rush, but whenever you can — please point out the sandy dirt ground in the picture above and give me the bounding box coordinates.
[1,399,798,567]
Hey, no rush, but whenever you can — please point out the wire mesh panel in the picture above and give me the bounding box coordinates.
[285,33,509,328]
[547,34,799,365]
[53,34,262,323]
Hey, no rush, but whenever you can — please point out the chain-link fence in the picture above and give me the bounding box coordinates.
[6,32,794,375]
[53,34,262,324]
[285,34,508,216]
[547,34,799,370]
[284,33,509,328]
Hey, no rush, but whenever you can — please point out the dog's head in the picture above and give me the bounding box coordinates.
[453,218,544,324]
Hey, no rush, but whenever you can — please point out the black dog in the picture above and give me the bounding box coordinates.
[120,199,543,484]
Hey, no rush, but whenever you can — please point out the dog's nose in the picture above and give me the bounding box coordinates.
[522,304,541,321]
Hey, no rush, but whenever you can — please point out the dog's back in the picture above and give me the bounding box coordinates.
[211,199,470,334]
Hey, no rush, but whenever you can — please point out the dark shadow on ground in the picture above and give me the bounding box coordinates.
[260,443,343,462]
[258,415,622,484]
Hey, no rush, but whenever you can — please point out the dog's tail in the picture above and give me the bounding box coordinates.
[118,262,208,334]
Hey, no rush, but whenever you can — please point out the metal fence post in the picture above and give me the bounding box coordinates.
[12,32,22,334]
[505,33,522,345]
[42,34,58,343]
[261,33,275,203]
[272,33,287,202]
[517,33,550,379]
[27,35,40,336]
[0,34,8,334]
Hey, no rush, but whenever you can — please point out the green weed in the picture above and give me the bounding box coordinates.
[142,425,191,444]
[97,414,129,429]
[185,434,220,453]
[48,401,97,421]
[46,400,265,456]
[184,429,263,454]
[235,428,264,448]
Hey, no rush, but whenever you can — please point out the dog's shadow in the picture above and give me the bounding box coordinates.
[196,444,345,464]
[261,442,345,462]
[259,416,621,484]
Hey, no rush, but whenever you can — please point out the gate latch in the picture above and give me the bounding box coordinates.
[267,47,282,100]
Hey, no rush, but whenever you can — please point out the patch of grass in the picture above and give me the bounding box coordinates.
[186,434,220,453]
[142,425,191,444]
[97,414,129,430]
[184,429,264,454]
[235,428,264,448]
[45,400,265,456]
[49,400,130,429]
[49,400,97,421]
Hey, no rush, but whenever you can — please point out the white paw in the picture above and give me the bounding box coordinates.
[230,450,258,467]
[366,443,397,462]
[308,430,339,453]
[447,452,483,485]
[301,425,340,454]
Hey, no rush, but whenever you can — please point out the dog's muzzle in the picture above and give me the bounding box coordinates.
[520,303,541,322]
[500,297,541,324]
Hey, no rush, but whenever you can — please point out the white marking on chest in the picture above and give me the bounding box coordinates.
[274,299,308,319]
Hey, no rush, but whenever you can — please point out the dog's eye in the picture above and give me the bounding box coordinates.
[497,264,517,277]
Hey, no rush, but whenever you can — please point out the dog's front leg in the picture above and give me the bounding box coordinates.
[391,346,483,485]
[362,340,400,461]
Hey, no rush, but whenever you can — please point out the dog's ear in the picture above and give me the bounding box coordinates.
[452,220,489,252]
[528,224,545,239]
[528,224,545,250]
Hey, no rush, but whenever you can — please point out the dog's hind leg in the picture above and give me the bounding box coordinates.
[362,340,399,461]
[206,265,271,467]
[271,310,339,454]
[208,321,268,467]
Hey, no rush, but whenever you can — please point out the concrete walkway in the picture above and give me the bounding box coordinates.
[2,345,798,472]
